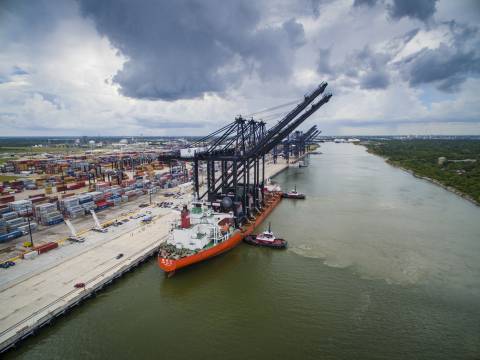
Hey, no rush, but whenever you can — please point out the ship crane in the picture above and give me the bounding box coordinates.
[169,82,332,225]
[282,125,321,161]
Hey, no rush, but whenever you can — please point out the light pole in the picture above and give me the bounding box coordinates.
[27,216,34,248]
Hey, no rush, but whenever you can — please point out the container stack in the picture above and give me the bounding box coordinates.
[0,207,32,242]
[95,182,110,192]
[0,219,7,235]
[24,179,37,190]
[35,203,63,225]
[30,194,48,205]
[110,194,122,207]
[66,181,85,190]
[9,200,33,216]
[77,194,95,213]
[87,191,104,202]
[60,196,84,218]
[77,194,92,204]
[60,196,79,211]
[5,217,27,232]
[95,199,110,211]
[0,229,23,243]
[17,221,38,235]
[110,185,123,195]
[2,211,18,221]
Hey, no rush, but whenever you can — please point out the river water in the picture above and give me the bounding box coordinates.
[7,143,480,359]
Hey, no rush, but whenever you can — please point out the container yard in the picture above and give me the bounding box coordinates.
[0,147,191,262]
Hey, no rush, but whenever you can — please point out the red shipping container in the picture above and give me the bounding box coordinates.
[35,242,58,254]
[31,196,47,204]
[0,195,15,204]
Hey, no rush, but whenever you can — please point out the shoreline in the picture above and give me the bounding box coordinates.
[364,147,480,207]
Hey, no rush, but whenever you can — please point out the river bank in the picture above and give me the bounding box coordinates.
[362,145,480,207]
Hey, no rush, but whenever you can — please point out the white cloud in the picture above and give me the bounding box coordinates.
[0,0,479,136]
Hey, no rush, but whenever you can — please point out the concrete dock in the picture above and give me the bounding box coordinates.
[0,155,304,353]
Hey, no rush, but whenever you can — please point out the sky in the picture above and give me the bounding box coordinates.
[0,0,479,136]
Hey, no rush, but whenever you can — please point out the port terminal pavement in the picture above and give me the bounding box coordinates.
[0,154,308,353]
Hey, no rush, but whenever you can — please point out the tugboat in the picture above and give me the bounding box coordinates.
[244,223,287,249]
[282,185,306,199]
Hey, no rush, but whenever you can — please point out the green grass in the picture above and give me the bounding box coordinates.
[0,175,20,182]
[0,146,83,155]
[0,158,14,165]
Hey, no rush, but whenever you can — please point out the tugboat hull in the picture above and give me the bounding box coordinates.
[282,193,306,199]
[244,235,288,249]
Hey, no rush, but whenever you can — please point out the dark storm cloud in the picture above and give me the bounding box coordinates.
[12,66,28,75]
[282,18,306,48]
[353,0,378,8]
[1,0,77,41]
[387,0,438,21]
[353,46,391,89]
[352,0,438,22]
[359,71,390,89]
[399,22,480,92]
[77,0,305,101]
[401,45,480,92]
[318,45,391,90]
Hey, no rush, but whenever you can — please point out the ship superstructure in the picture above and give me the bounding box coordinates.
[159,203,235,260]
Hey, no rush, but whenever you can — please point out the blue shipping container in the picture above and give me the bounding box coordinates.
[96,204,110,211]
[47,218,64,226]
[0,230,23,243]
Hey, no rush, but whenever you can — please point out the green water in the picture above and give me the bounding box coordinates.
[7,143,480,359]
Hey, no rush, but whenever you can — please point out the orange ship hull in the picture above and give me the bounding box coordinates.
[157,193,282,274]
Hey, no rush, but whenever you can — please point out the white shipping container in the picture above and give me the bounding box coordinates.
[24,251,38,260]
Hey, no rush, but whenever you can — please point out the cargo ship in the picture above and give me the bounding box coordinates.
[157,192,282,275]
